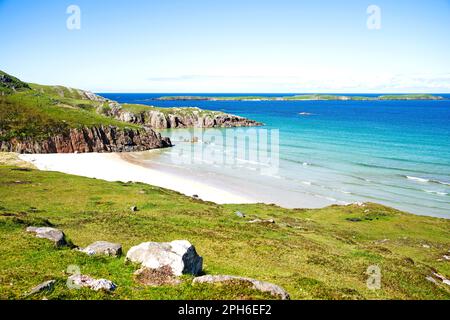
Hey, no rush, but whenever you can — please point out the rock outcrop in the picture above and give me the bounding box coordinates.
[26,280,56,296]
[80,241,122,257]
[0,125,172,154]
[101,105,263,129]
[26,226,67,247]
[126,240,203,276]
[193,275,290,300]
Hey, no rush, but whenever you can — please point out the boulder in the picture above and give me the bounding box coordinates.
[248,219,275,224]
[80,241,122,257]
[235,211,246,218]
[26,280,56,296]
[26,226,67,247]
[126,240,203,276]
[193,275,290,300]
[67,274,116,292]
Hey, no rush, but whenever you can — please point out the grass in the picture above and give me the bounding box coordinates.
[0,70,237,144]
[120,103,226,118]
[0,86,140,142]
[0,154,449,300]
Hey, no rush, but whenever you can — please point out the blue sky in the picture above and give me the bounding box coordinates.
[1,0,450,93]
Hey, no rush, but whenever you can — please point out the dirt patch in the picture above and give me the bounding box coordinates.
[134,266,182,286]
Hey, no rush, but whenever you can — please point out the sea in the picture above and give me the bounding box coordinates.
[100,93,450,219]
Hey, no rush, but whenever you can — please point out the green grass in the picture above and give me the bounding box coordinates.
[0,88,140,142]
[0,71,31,94]
[121,103,225,118]
[0,160,449,300]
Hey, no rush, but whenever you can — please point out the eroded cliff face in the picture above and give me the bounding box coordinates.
[101,106,263,129]
[0,126,172,154]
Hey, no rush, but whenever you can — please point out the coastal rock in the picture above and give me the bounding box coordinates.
[26,226,67,247]
[101,105,263,129]
[67,274,117,292]
[193,275,290,300]
[26,280,56,296]
[126,240,203,276]
[80,241,122,257]
[0,125,172,154]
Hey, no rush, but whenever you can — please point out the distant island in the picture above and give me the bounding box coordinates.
[157,94,445,101]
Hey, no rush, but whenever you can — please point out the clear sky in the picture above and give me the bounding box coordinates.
[1,0,450,93]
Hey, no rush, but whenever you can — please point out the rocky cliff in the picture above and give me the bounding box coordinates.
[101,105,263,129]
[0,70,262,155]
[0,125,172,154]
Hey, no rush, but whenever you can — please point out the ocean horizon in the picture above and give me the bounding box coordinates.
[100,93,450,219]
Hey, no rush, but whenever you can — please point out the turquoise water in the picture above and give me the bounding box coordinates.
[101,93,450,218]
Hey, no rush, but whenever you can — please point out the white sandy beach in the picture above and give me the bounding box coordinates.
[18,149,336,209]
[19,152,255,204]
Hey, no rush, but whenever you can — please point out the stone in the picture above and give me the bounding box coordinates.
[0,125,172,154]
[80,241,122,257]
[426,276,438,284]
[433,272,446,281]
[346,218,362,222]
[26,226,67,247]
[67,274,116,292]
[193,275,290,300]
[130,206,138,212]
[26,280,56,296]
[126,240,203,276]
[235,211,246,218]
[248,219,275,224]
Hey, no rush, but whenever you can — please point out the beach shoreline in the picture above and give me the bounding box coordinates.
[18,152,255,205]
[19,150,337,210]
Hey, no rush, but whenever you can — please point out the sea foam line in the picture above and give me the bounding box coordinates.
[406,175,450,186]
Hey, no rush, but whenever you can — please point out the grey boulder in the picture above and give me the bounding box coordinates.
[193,275,290,300]
[235,211,246,218]
[26,280,56,296]
[26,226,67,247]
[126,240,203,276]
[80,241,122,257]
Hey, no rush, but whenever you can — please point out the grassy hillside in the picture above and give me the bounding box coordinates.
[0,71,245,143]
[0,71,144,142]
[0,71,31,94]
[0,154,449,300]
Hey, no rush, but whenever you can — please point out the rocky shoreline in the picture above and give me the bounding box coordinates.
[0,70,263,154]
[0,125,172,154]
[100,104,263,129]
